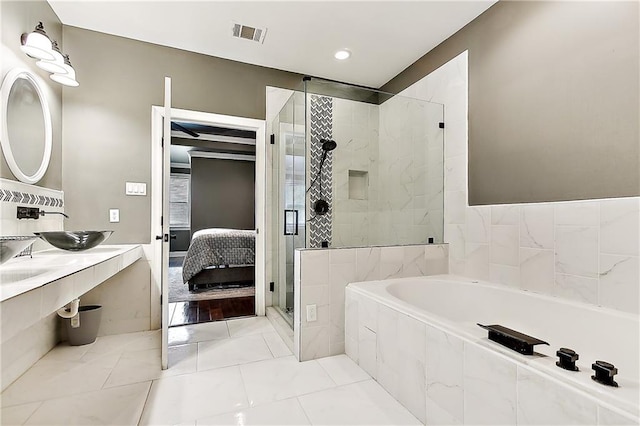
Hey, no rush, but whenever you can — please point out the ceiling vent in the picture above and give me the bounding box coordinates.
[232,23,267,44]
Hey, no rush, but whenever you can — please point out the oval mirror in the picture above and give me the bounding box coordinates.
[0,68,52,184]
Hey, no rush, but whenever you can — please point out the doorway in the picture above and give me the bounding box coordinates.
[167,122,258,326]
[151,105,266,369]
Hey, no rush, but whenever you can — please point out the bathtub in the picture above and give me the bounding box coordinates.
[345,275,639,425]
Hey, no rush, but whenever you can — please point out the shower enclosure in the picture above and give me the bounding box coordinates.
[269,78,444,326]
[270,91,305,325]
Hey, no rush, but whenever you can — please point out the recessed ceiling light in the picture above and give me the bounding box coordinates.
[334,49,351,60]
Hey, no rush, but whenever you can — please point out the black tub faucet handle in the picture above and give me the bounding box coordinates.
[591,360,619,387]
[556,347,579,371]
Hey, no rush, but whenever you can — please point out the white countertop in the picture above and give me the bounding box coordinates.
[0,245,143,302]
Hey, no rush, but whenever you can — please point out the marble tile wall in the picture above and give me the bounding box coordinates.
[331,98,380,247]
[294,244,448,361]
[377,95,444,246]
[0,178,65,252]
[73,258,152,337]
[395,51,469,278]
[1,312,59,393]
[457,198,640,313]
[319,87,444,248]
[403,50,639,315]
[345,287,639,425]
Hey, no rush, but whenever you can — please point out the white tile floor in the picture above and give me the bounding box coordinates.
[1,316,420,425]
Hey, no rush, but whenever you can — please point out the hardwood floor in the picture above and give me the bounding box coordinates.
[168,296,255,327]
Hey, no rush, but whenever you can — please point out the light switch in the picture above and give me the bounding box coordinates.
[126,182,147,196]
[109,209,120,223]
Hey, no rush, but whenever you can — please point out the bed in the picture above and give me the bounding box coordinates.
[182,228,255,291]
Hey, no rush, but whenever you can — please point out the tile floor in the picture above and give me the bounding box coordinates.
[1,316,420,425]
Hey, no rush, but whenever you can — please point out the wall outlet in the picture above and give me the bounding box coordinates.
[306,304,317,322]
[109,209,120,223]
[125,182,147,196]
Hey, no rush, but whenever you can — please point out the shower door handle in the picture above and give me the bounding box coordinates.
[284,209,299,236]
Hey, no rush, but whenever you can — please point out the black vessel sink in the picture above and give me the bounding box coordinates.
[36,231,113,252]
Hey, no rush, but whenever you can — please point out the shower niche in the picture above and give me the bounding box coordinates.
[269,77,444,326]
[348,170,368,200]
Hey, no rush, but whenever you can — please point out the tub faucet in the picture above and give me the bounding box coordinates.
[556,347,579,371]
[592,361,618,387]
[40,210,69,219]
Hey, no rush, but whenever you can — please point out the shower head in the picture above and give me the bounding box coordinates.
[321,139,337,151]
[305,139,337,197]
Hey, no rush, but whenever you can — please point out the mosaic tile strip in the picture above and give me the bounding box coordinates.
[309,95,333,248]
[0,189,63,207]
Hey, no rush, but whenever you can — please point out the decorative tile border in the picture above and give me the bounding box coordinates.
[0,190,63,207]
[0,179,64,208]
[308,95,333,247]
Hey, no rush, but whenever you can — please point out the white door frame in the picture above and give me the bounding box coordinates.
[150,107,267,333]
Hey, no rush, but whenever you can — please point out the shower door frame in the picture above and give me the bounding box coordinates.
[270,91,307,327]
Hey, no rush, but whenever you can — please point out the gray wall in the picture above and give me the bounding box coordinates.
[191,157,255,232]
[382,1,639,205]
[169,229,190,252]
[0,0,63,189]
[61,26,302,243]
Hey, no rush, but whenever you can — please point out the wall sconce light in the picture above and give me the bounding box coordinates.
[20,22,54,60]
[36,41,66,74]
[20,22,79,87]
[50,55,79,87]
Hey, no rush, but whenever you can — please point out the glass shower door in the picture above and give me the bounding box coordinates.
[271,91,306,325]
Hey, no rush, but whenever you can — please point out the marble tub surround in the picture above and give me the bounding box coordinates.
[345,277,639,425]
[0,178,65,253]
[0,245,143,391]
[456,198,640,313]
[294,244,448,361]
[400,51,640,315]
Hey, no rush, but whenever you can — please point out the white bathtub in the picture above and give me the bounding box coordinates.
[345,275,639,424]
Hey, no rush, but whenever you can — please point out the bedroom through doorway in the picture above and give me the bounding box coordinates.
[167,121,257,326]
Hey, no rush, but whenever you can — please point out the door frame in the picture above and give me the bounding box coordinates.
[150,107,267,336]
